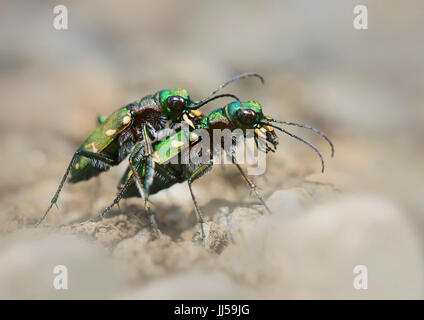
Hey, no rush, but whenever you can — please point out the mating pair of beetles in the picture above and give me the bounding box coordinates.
[37,72,334,240]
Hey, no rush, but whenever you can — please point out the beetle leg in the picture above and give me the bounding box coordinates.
[141,125,155,193]
[129,159,159,237]
[140,125,161,237]
[231,156,271,214]
[86,161,141,223]
[36,150,117,227]
[77,150,118,167]
[187,164,212,243]
[125,127,160,237]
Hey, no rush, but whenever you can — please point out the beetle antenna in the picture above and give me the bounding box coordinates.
[193,72,264,107]
[193,93,241,109]
[270,119,334,157]
[268,124,326,173]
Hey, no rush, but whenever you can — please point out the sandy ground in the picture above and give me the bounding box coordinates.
[0,1,423,299]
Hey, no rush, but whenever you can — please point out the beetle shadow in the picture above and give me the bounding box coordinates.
[92,197,263,241]
[154,198,263,240]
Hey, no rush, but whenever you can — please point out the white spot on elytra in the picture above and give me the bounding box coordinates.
[84,142,98,153]
[171,140,184,148]
[105,129,116,137]
[122,116,131,125]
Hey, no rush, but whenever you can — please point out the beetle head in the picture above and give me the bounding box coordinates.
[158,89,192,120]
[225,101,334,172]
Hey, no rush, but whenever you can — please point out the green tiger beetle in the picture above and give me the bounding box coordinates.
[93,100,334,240]
[36,73,264,227]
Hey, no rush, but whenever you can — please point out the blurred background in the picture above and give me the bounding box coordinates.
[0,0,423,299]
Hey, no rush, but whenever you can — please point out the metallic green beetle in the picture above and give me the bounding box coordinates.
[36,73,264,226]
[94,100,334,239]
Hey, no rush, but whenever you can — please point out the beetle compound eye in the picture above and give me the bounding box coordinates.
[167,96,186,111]
[237,109,257,125]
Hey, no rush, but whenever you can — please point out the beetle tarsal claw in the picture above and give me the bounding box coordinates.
[183,114,195,129]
